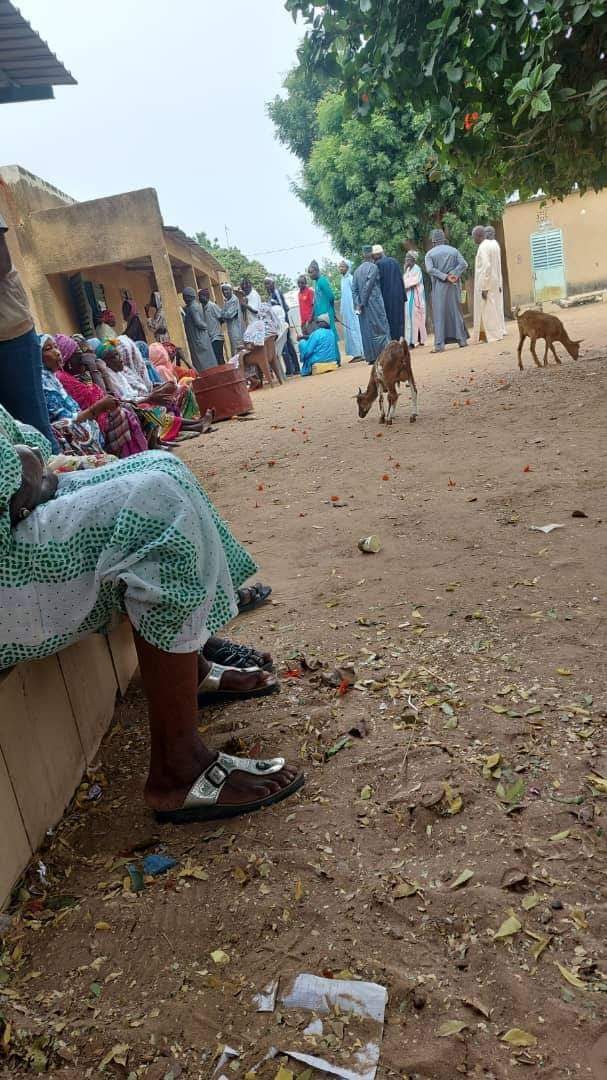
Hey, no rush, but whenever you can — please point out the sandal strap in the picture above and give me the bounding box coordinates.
[204,639,266,668]
[198,661,258,693]
[183,753,285,808]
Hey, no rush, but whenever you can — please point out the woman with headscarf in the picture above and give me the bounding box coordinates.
[338,259,363,361]
[40,334,113,456]
[55,334,149,459]
[404,252,428,347]
[145,291,169,343]
[308,260,340,363]
[149,342,200,420]
[122,299,146,343]
[135,339,163,387]
[95,310,118,341]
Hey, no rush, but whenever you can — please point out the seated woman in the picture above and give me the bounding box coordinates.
[149,342,200,420]
[54,334,149,459]
[135,339,163,387]
[40,334,112,456]
[298,315,337,376]
[96,340,213,443]
[0,404,301,822]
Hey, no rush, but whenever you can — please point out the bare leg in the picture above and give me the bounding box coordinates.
[133,632,296,811]
[517,333,525,370]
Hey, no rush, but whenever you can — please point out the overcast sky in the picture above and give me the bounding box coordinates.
[3,0,333,280]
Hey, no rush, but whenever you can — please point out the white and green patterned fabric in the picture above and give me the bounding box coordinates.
[0,404,257,669]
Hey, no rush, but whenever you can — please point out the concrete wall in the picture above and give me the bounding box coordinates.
[503,188,607,306]
[0,622,138,909]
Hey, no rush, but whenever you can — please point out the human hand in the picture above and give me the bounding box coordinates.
[447,274,459,284]
[10,445,58,525]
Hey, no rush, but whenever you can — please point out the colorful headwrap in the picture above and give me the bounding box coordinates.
[149,342,170,366]
[97,310,115,324]
[55,333,79,364]
[39,333,55,349]
[96,339,119,360]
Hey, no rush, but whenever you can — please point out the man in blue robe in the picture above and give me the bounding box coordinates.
[352,246,391,364]
[373,244,405,341]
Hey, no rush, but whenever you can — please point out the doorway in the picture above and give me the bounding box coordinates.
[530,228,566,302]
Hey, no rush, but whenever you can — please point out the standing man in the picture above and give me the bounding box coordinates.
[0,225,57,448]
[199,288,226,364]
[264,276,299,375]
[297,274,314,329]
[470,226,503,344]
[182,287,217,372]
[373,244,405,341]
[219,283,243,356]
[352,245,391,364]
[308,260,340,363]
[484,226,506,337]
[238,277,262,328]
[424,229,468,354]
[338,259,364,362]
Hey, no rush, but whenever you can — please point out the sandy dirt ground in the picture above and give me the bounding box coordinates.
[1,304,607,1080]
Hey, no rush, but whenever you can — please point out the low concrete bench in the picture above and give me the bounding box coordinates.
[0,621,138,908]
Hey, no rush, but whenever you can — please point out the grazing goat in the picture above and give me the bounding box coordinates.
[356,339,419,424]
[516,309,582,371]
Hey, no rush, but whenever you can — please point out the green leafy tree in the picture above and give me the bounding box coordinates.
[269,83,503,269]
[195,232,292,294]
[287,0,607,198]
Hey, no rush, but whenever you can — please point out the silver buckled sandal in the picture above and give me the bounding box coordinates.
[154,752,304,823]
[197,662,280,707]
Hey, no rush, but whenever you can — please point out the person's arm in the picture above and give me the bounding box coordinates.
[0,235,12,280]
[189,305,208,332]
[425,251,447,282]
[476,244,492,296]
[452,251,468,280]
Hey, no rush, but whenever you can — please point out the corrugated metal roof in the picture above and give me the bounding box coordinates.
[0,0,76,100]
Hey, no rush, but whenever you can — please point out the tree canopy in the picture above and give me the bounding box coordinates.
[268,70,503,268]
[287,0,607,198]
[195,231,293,293]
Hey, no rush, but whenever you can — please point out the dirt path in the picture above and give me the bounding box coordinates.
[2,306,607,1079]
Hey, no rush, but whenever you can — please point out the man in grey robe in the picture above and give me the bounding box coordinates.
[424,229,469,353]
[182,287,217,372]
[219,283,243,355]
[199,287,226,364]
[352,245,391,364]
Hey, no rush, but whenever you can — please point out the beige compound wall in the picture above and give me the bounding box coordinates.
[503,189,607,307]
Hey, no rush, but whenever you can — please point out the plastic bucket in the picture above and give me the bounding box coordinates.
[193,365,253,422]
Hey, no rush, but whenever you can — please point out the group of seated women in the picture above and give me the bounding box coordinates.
[39,332,214,463]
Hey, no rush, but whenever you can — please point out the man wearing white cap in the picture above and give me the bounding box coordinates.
[219,283,244,356]
[372,244,405,341]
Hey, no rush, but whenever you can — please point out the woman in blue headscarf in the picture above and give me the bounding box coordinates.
[338,259,364,362]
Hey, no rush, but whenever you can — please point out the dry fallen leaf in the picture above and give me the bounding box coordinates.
[99,1043,130,1069]
[462,996,491,1019]
[95,922,111,932]
[522,893,541,911]
[556,667,573,676]
[548,830,570,842]
[393,881,420,899]
[502,1028,537,1047]
[450,869,474,890]
[294,879,304,902]
[210,949,230,965]
[526,930,552,962]
[494,914,522,940]
[437,1019,468,1037]
[555,960,586,989]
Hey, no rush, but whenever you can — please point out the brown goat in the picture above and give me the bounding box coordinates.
[356,339,419,424]
[516,309,582,371]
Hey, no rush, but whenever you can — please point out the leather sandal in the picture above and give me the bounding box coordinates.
[154,752,304,823]
[197,662,280,707]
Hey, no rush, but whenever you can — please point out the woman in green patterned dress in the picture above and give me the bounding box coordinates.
[0,405,302,822]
